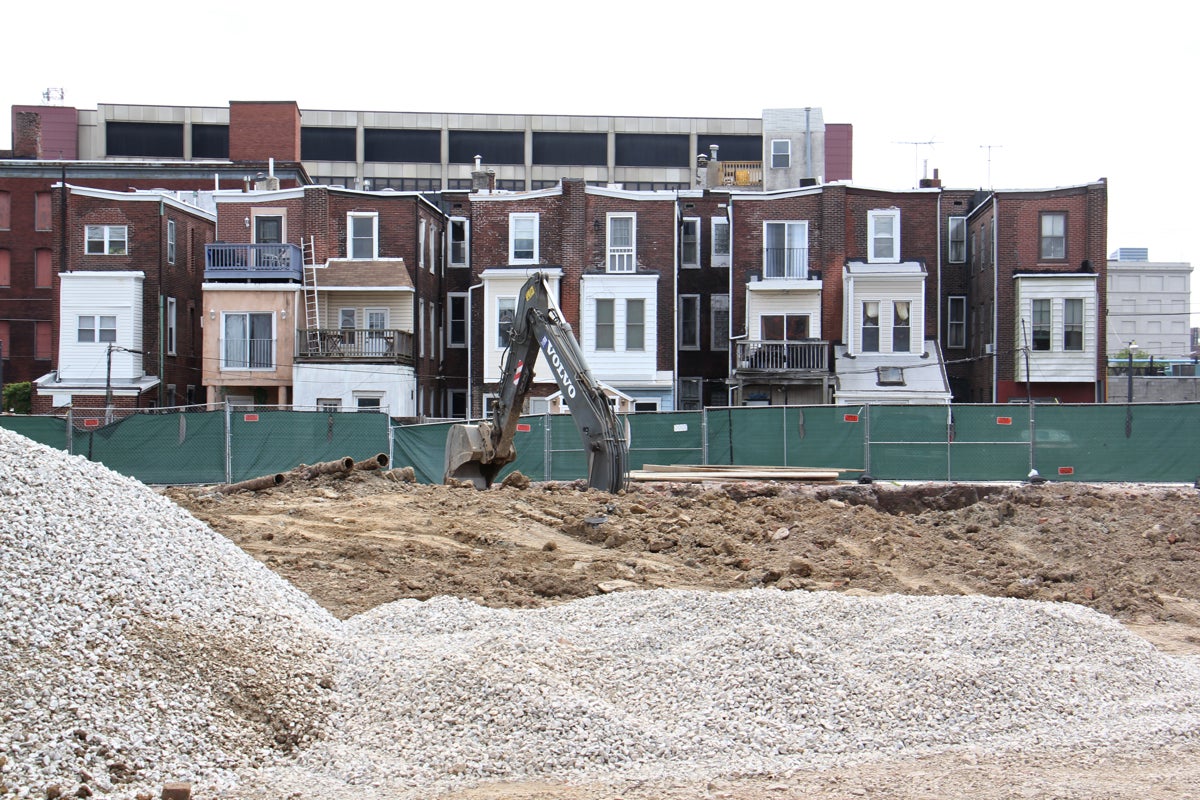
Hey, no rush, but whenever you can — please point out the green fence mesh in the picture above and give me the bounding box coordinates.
[3,403,1198,486]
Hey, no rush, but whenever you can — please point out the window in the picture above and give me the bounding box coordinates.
[0,250,9,286]
[509,213,538,264]
[35,249,52,288]
[254,215,283,244]
[948,216,966,264]
[339,307,357,345]
[947,296,966,349]
[770,139,791,169]
[449,218,469,267]
[607,213,635,273]
[167,220,176,265]
[679,377,701,411]
[1031,298,1051,351]
[448,293,467,347]
[762,314,809,341]
[35,193,52,231]
[317,398,342,412]
[626,299,645,351]
[167,298,177,355]
[711,294,730,351]
[497,297,516,349]
[862,301,880,352]
[679,295,700,350]
[893,301,911,353]
[633,400,659,413]
[35,322,51,360]
[595,298,615,350]
[86,225,128,255]
[1064,298,1084,351]
[77,315,117,343]
[763,221,808,278]
[711,217,730,267]
[449,390,467,419]
[354,394,383,412]
[348,213,378,259]
[681,218,700,268]
[1040,212,1066,260]
[222,312,273,369]
[0,191,10,230]
[868,209,900,263]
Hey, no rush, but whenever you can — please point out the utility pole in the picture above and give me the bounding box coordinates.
[105,343,114,424]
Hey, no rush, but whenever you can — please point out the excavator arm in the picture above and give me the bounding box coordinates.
[444,272,629,492]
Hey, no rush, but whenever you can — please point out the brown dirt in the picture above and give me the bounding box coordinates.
[162,470,1200,799]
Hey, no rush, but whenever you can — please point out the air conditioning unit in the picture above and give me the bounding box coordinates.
[984,343,996,354]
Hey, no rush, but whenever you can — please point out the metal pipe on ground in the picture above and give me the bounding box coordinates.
[217,472,286,494]
[301,456,355,480]
[354,453,389,471]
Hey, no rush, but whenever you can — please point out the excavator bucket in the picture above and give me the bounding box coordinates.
[444,422,503,489]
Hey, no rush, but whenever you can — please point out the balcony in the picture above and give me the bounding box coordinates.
[205,243,303,281]
[736,340,828,373]
[718,161,763,188]
[763,247,810,280]
[295,328,414,364]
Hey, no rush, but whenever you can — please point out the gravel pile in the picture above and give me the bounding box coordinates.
[3,427,1200,799]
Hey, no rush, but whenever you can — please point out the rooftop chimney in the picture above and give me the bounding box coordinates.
[470,155,490,192]
[13,111,43,159]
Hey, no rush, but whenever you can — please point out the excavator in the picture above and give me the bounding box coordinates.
[444,272,630,493]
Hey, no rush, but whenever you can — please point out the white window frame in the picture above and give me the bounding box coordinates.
[625,298,645,351]
[861,301,880,353]
[418,299,426,358]
[892,301,911,353]
[1040,212,1066,260]
[448,217,469,268]
[418,218,426,268]
[85,225,128,255]
[167,297,177,355]
[348,212,379,259]
[317,398,342,412]
[679,294,700,350]
[497,296,516,349]
[509,213,539,265]
[1031,298,1052,351]
[167,220,176,265]
[595,298,615,350]
[868,208,900,263]
[447,293,468,348]
[77,315,117,344]
[681,217,700,268]
[711,294,730,351]
[1063,297,1084,352]
[763,221,808,279]
[948,216,966,264]
[353,392,384,412]
[770,139,791,169]
[711,217,730,267]
[606,212,636,273]
[221,311,274,370]
[947,296,966,349]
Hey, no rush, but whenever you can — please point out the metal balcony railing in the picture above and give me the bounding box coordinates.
[296,328,414,363]
[204,243,304,281]
[220,338,275,370]
[763,247,810,279]
[736,340,828,372]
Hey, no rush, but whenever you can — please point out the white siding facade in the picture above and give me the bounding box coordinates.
[1014,274,1099,382]
[58,272,145,384]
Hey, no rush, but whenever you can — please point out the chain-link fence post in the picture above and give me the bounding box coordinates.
[543,412,552,480]
[66,408,73,455]
[701,407,708,466]
[863,404,872,478]
[224,400,233,484]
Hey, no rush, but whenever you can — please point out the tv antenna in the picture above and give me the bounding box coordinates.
[980,144,1003,188]
[42,88,65,105]
[894,139,940,188]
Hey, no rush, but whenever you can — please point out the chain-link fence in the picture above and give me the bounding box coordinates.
[3,402,1198,485]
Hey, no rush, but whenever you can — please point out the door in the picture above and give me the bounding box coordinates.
[254,216,284,268]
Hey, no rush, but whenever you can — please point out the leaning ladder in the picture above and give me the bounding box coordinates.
[302,236,322,352]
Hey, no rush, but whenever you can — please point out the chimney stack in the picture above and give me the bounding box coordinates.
[470,155,491,192]
[13,111,43,159]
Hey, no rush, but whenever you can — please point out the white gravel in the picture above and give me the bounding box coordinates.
[2,427,1199,799]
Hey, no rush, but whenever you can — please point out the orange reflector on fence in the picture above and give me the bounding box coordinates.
[843,414,859,423]
[996,417,1013,425]
[516,423,531,432]
[1058,466,1075,475]
[243,414,259,422]
[83,419,99,428]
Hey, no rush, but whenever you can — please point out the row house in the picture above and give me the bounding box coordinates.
[447,178,678,417]
[31,185,215,413]
[203,184,446,417]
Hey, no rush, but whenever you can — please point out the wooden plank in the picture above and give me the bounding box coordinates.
[629,469,840,483]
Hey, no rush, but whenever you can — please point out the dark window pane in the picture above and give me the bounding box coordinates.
[364,129,441,163]
[302,127,357,161]
[532,132,607,166]
[695,134,762,162]
[106,122,184,158]
[191,124,229,159]
[448,131,524,165]
[615,134,690,167]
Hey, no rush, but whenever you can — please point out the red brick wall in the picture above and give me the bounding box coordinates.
[229,101,302,162]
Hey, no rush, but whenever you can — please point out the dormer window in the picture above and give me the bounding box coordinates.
[868,209,900,263]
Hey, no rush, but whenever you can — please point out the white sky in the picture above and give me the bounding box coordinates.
[5,0,1197,316]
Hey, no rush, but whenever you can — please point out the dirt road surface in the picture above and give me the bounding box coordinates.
[163,471,1200,798]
